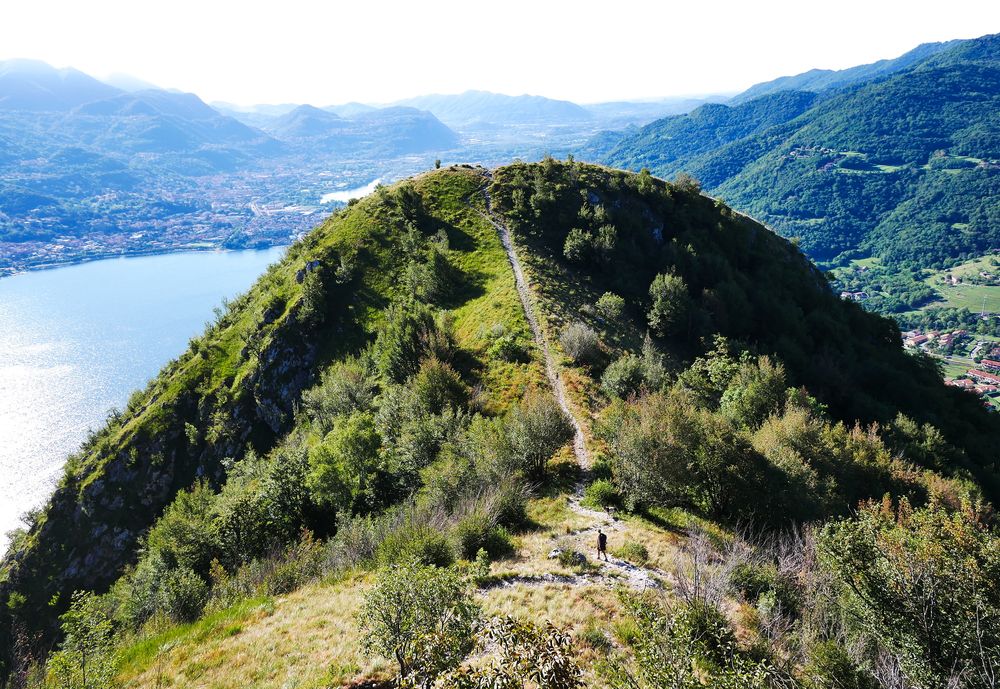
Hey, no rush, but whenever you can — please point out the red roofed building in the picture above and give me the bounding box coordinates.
[980,359,1000,372]
[969,369,1000,384]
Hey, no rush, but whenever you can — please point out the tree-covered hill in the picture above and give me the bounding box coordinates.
[2,162,998,686]
[592,33,1000,269]
[729,38,960,104]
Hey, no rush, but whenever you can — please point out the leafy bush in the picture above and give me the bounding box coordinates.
[307,411,383,513]
[359,560,480,684]
[598,390,767,519]
[490,480,531,528]
[373,300,441,383]
[820,500,1000,689]
[301,357,377,427]
[612,541,649,566]
[803,640,876,689]
[487,333,527,362]
[559,322,601,365]
[582,479,621,509]
[437,616,583,689]
[563,228,592,263]
[377,525,454,568]
[503,393,575,478]
[46,592,117,689]
[259,532,324,596]
[159,567,210,623]
[612,592,770,689]
[412,357,467,415]
[601,354,645,398]
[144,480,218,574]
[453,509,497,561]
[557,549,588,570]
[595,292,626,321]
[647,272,691,338]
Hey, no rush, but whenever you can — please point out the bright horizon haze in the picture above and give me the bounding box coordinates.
[2,0,999,106]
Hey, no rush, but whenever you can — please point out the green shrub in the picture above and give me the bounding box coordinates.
[470,548,492,587]
[506,393,574,478]
[453,510,496,561]
[471,393,573,479]
[262,532,324,595]
[557,549,589,570]
[589,457,614,481]
[730,561,774,602]
[301,357,377,426]
[613,541,649,566]
[378,525,454,567]
[307,411,383,513]
[648,272,691,339]
[372,300,439,383]
[359,560,479,684]
[46,592,117,689]
[804,640,875,689]
[601,354,644,398]
[488,334,527,362]
[453,511,515,561]
[563,228,592,263]
[595,292,626,321]
[490,480,531,528]
[160,567,210,623]
[412,357,467,415]
[145,480,218,574]
[578,621,612,652]
[582,478,621,509]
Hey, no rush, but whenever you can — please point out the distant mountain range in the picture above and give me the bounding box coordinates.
[0,60,472,270]
[591,34,1000,274]
[0,59,120,111]
[0,61,723,274]
[394,90,593,127]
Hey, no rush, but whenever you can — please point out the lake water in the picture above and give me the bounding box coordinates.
[320,178,381,204]
[0,247,286,553]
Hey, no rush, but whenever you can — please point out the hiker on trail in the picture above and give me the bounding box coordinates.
[597,529,608,561]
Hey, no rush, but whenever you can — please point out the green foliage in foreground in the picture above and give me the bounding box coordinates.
[359,560,480,685]
[821,500,1000,688]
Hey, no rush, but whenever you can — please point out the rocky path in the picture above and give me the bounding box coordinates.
[476,173,667,591]
[477,175,590,469]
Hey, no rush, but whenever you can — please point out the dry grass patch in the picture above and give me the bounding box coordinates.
[482,584,621,688]
[119,575,388,689]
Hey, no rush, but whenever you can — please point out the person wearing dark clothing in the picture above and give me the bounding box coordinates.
[597,529,608,561]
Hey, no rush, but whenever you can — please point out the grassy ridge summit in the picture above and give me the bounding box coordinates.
[592,33,1000,269]
[2,162,999,684]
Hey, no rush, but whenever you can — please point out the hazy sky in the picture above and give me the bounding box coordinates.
[3,0,999,105]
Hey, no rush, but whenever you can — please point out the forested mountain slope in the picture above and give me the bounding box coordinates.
[730,38,960,103]
[593,33,1000,268]
[2,162,998,687]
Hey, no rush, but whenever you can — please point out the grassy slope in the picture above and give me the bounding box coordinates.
[114,485,703,689]
[9,161,1000,685]
[0,166,542,666]
[922,255,1000,312]
[413,169,544,411]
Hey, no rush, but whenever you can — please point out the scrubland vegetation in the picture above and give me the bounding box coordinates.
[2,161,999,689]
